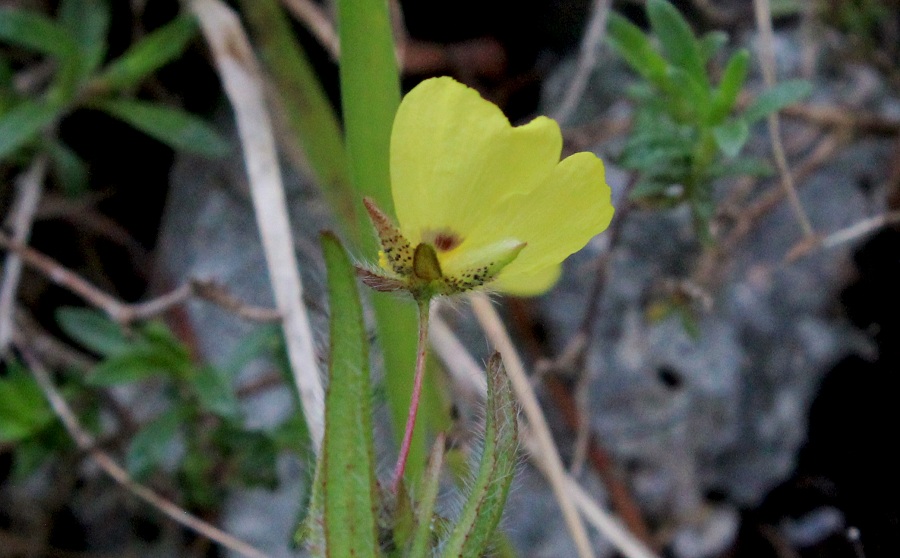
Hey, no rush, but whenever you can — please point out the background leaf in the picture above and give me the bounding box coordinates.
[93,98,229,157]
[56,307,129,356]
[0,366,55,443]
[189,366,241,419]
[0,8,78,58]
[744,79,812,123]
[58,0,111,78]
[126,407,182,479]
[712,119,749,158]
[47,140,90,194]
[95,15,197,91]
[709,49,750,123]
[647,0,708,88]
[0,100,62,160]
[606,12,669,88]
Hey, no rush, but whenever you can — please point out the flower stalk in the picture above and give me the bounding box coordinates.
[391,296,431,492]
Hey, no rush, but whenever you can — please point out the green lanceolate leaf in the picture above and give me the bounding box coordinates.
[126,407,182,479]
[699,31,728,63]
[47,140,89,194]
[95,15,197,92]
[0,365,55,443]
[336,0,426,483]
[743,79,812,124]
[0,8,78,58]
[88,322,192,386]
[55,307,129,356]
[189,366,240,419]
[440,353,518,558]
[709,49,749,124]
[408,435,445,557]
[58,0,111,78]
[606,12,669,88]
[647,0,708,89]
[319,232,379,558]
[239,0,357,239]
[712,118,749,158]
[0,99,62,160]
[0,8,82,103]
[93,98,229,157]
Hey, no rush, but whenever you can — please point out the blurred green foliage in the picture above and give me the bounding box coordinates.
[0,0,227,194]
[607,0,811,240]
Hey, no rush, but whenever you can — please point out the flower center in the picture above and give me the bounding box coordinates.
[423,228,462,252]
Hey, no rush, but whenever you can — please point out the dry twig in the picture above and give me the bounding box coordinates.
[191,0,325,452]
[786,210,900,262]
[18,347,270,558]
[554,0,613,124]
[753,0,815,238]
[0,232,281,325]
[0,155,48,355]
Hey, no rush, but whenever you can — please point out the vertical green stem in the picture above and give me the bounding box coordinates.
[391,298,431,492]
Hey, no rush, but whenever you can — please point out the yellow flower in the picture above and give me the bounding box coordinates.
[362,76,614,298]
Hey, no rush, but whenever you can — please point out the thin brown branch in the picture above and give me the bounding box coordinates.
[17,347,270,558]
[554,0,612,124]
[0,232,282,325]
[0,155,48,355]
[753,0,815,239]
[785,210,900,262]
[782,104,900,136]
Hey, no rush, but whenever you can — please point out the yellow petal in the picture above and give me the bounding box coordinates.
[477,151,613,288]
[492,263,562,296]
[390,77,562,245]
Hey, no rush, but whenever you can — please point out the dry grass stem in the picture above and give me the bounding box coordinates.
[564,475,659,558]
[0,233,281,324]
[785,210,900,262]
[0,155,47,355]
[470,292,596,558]
[753,0,815,238]
[191,0,325,452]
[18,347,270,558]
[783,104,900,136]
[554,0,612,124]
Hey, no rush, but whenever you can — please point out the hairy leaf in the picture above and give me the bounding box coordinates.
[408,435,445,557]
[440,353,518,557]
[319,232,379,557]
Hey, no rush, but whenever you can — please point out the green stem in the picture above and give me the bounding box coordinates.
[391,297,431,492]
